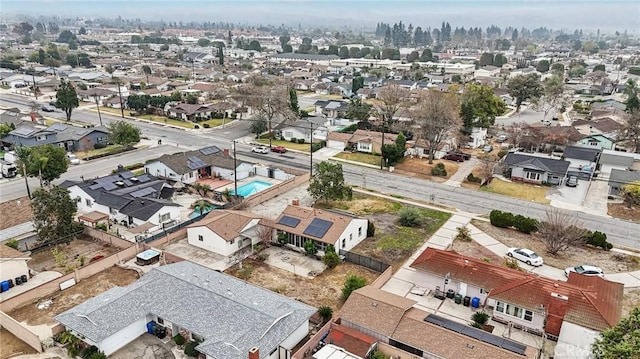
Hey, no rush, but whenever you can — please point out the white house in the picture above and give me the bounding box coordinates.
[55,262,316,359]
[187,210,262,257]
[270,204,368,254]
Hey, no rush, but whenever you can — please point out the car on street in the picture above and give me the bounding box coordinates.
[67,153,80,165]
[449,150,471,160]
[271,146,287,153]
[564,265,604,277]
[483,145,493,153]
[251,146,269,154]
[41,105,55,112]
[14,83,27,88]
[506,247,544,266]
[496,134,508,143]
[443,153,465,162]
[49,101,57,107]
[566,175,578,187]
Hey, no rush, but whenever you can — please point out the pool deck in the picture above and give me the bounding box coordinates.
[196,177,232,189]
[215,176,281,197]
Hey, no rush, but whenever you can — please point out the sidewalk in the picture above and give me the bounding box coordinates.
[443,158,478,187]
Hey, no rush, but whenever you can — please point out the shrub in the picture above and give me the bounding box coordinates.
[489,210,514,228]
[173,334,185,345]
[431,163,447,176]
[399,206,422,227]
[277,232,288,245]
[94,142,107,149]
[194,125,200,129]
[467,173,482,183]
[497,149,508,158]
[341,274,367,301]
[583,231,613,251]
[367,221,375,237]
[311,142,324,152]
[95,223,108,231]
[471,311,490,326]
[318,306,333,322]
[256,253,269,261]
[237,265,254,280]
[203,123,210,128]
[323,245,340,268]
[290,137,297,143]
[297,138,306,144]
[455,226,472,241]
[184,342,199,357]
[303,240,317,256]
[81,345,99,359]
[512,215,539,234]
[5,238,19,249]
[371,352,389,359]
[89,352,107,359]
[504,257,520,270]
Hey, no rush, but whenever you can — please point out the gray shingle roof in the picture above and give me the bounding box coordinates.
[600,153,634,168]
[504,153,571,175]
[55,262,315,359]
[608,169,640,188]
[150,147,242,175]
[562,146,601,162]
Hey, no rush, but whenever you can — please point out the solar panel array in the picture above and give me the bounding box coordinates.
[200,146,221,156]
[278,216,301,228]
[119,171,134,179]
[48,123,68,131]
[187,156,207,170]
[303,218,333,238]
[424,314,527,355]
[137,174,151,183]
[130,187,157,198]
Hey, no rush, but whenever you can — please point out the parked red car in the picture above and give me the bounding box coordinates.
[443,153,465,162]
[271,146,287,153]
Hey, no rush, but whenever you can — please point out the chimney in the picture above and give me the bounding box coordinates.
[248,347,259,359]
[292,198,299,206]
[223,148,230,156]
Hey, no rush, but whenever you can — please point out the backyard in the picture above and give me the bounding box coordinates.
[472,220,640,273]
[28,236,120,273]
[316,194,451,268]
[1,328,38,358]
[225,258,379,312]
[480,178,551,204]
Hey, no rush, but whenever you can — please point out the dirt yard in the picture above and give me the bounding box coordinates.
[394,157,459,183]
[608,203,640,223]
[0,327,38,358]
[472,220,640,273]
[29,235,120,273]
[450,237,504,265]
[9,266,139,326]
[622,288,640,318]
[225,258,379,312]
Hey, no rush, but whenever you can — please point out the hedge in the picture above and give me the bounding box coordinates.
[489,210,538,234]
[583,230,613,251]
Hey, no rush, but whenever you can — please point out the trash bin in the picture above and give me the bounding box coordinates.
[471,297,481,309]
[446,289,455,299]
[454,294,462,304]
[463,296,471,307]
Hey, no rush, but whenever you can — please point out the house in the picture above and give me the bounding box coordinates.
[275,117,328,143]
[502,152,570,185]
[77,88,114,105]
[572,118,623,138]
[314,100,349,119]
[0,196,36,250]
[576,134,616,151]
[270,205,368,254]
[61,171,180,230]
[167,103,213,121]
[0,243,30,287]
[347,129,399,154]
[409,248,623,358]
[144,146,253,185]
[0,108,29,127]
[607,169,640,196]
[599,150,640,175]
[319,323,377,358]
[187,210,262,257]
[2,123,110,152]
[55,261,316,358]
[562,145,602,179]
[474,65,501,78]
[339,286,537,359]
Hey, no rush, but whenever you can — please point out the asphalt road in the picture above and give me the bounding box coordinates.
[497,106,557,126]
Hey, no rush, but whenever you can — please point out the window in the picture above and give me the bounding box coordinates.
[358,227,362,236]
[524,310,534,322]
[525,171,541,181]
[349,233,352,241]
[160,213,170,222]
[480,288,488,295]
[496,301,532,321]
[85,198,92,207]
[342,238,346,248]
[157,317,164,325]
[230,239,235,244]
[198,235,203,242]
[76,196,81,202]
[496,301,504,313]
[588,141,598,146]
[36,135,46,141]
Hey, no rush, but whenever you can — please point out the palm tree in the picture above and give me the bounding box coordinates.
[142,65,152,84]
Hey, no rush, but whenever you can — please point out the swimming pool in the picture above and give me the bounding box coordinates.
[189,203,221,219]
[231,180,272,197]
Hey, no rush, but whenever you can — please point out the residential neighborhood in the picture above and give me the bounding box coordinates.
[1,3,640,359]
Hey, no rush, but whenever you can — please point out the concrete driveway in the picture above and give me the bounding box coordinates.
[582,175,611,216]
[546,179,589,206]
[110,334,174,359]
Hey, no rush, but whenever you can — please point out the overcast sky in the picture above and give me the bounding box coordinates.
[2,0,639,32]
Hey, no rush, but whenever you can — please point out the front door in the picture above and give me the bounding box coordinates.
[459,282,468,297]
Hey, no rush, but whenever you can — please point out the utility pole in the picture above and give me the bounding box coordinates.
[31,69,38,100]
[232,140,238,197]
[116,79,124,118]
[94,95,103,126]
[380,118,385,170]
[22,162,31,199]
[309,122,314,177]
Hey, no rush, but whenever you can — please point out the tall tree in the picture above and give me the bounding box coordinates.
[624,79,639,112]
[242,77,295,148]
[479,53,494,66]
[533,75,566,121]
[345,98,371,123]
[107,121,141,149]
[308,161,352,203]
[536,59,550,73]
[493,53,508,67]
[31,186,84,245]
[375,85,408,168]
[460,84,507,131]
[17,144,69,186]
[617,110,640,153]
[288,87,299,114]
[507,73,543,112]
[217,43,225,65]
[142,65,151,83]
[55,79,79,121]
[412,90,460,163]
[351,76,364,93]
[592,308,640,359]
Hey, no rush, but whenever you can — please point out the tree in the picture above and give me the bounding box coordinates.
[78,26,87,35]
[317,306,333,322]
[621,181,640,208]
[142,65,151,83]
[288,88,299,114]
[248,40,261,52]
[406,51,419,63]
[536,59,550,73]
[217,43,224,65]
[244,78,295,148]
[186,94,198,104]
[56,30,76,43]
[303,240,317,256]
[351,76,364,93]
[460,84,506,131]
[338,46,349,59]
[551,63,565,75]
[537,209,588,255]
[617,110,640,153]
[375,85,408,167]
[382,132,406,166]
[412,90,461,164]
[345,98,371,123]
[250,118,267,138]
[479,53,494,66]
[107,121,141,148]
[322,244,340,268]
[419,49,433,62]
[56,79,79,121]
[533,75,566,121]
[506,73,543,112]
[592,307,640,359]
[593,64,605,72]
[624,80,640,113]
[31,186,83,244]
[197,38,210,47]
[341,274,366,301]
[493,53,507,67]
[308,161,352,203]
[0,123,13,138]
[17,144,69,186]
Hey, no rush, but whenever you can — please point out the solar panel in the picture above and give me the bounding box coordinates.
[102,182,118,191]
[123,180,132,186]
[278,216,301,228]
[502,341,527,355]
[483,335,504,347]
[119,171,134,179]
[187,156,207,170]
[130,188,156,198]
[199,146,221,155]
[137,175,151,183]
[303,218,333,238]
[462,326,484,340]
[48,123,68,131]
[89,183,102,190]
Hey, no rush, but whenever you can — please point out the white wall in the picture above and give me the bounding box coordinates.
[0,260,29,283]
[187,227,240,257]
[145,161,196,184]
[336,218,368,252]
[148,206,181,226]
[236,163,254,180]
[99,316,147,355]
[554,322,601,359]
[68,186,111,215]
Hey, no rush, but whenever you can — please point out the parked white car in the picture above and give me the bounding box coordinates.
[67,153,80,165]
[506,247,543,266]
[251,146,268,154]
[564,265,604,277]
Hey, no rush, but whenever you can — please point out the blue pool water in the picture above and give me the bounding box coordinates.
[231,180,272,197]
[189,203,220,219]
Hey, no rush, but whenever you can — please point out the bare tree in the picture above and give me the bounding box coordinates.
[411,90,461,164]
[253,223,274,248]
[616,110,640,153]
[475,153,497,185]
[537,208,588,255]
[375,85,409,169]
[532,75,566,121]
[506,122,527,148]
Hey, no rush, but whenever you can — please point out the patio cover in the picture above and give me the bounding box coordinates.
[78,211,109,226]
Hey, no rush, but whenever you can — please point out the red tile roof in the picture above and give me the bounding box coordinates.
[324,323,376,358]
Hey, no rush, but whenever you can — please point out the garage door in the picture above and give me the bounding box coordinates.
[327,140,346,150]
[99,317,147,355]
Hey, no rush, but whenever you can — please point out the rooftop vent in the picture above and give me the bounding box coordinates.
[131,177,139,182]
[115,181,125,186]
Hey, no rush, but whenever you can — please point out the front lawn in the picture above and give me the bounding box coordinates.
[335,152,381,166]
[138,114,195,129]
[481,178,551,204]
[76,144,124,159]
[256,139,310,152]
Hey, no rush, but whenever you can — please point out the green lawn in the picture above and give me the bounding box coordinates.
[481,178,551,204]
[76,144,124,160]
[256,139,311,152]
[97,106,125,116]
[376,207,451,252]
[200,118,224,128]
[335,152,381,166]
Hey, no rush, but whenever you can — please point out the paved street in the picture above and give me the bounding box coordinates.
[496,106,557,126]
